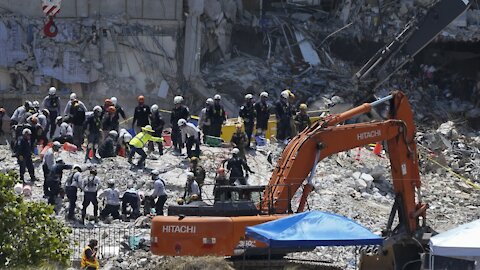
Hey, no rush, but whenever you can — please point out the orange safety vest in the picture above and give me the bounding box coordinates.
[81,246,99,269]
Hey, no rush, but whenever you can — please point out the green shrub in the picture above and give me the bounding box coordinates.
[0,171,71,268]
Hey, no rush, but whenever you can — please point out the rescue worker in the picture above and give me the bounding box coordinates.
[149,170,167,215]
[81,239,99,270]
[65,165,82,221]
[28,113,48,146]
[111,97,127,121]
[47,158,73,213]
[189,157,206,188]
[98,130,118,158]
[101,99,114,118]
[42,141,61,197]
[42,87,61,139]
[294,103,311,133]
[210,94,226,137]
[81,168,101,224]
[32,101,40,113]
[128,125,163,168]
[69,99,86,149]
[275,90,295,142]
[131,95,150,135]
[255,91,270,137]
[117,128,132,157]
[178,118,200,158]
[170,96,190,153]
[16,128,37,183]
[230,123,248,160]
[63,92,87,116]
[198,98,214,139]
[239,94,256,149]
[84,106,103,163]
[39,109,50,139]
[11,101,34,125]
[183,172,200,203]
[99,179,121,220]
[148,104,164,155]
[102,106,119,136]
[213,167,230,201]
[122,182,141,220]
[224,148,253,185]
[53,118,74,144]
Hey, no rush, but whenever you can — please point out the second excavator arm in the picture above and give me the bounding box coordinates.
[262,91,425,234]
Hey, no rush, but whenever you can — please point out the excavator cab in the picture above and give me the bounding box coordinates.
[167,185,266,217]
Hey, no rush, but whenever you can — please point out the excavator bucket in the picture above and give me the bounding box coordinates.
[359,242,424,270]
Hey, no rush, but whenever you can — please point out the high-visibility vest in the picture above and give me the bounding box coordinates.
[81,246,99,269]
[129,132,162,148]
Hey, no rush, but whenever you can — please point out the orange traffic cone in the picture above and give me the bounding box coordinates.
[373,142,382,156]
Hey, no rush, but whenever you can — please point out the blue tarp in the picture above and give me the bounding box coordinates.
[245,211,383,248]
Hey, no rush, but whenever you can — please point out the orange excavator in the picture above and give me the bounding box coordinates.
[151,0,471,269]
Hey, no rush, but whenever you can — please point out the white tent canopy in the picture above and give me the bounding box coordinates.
[430,219,480,258]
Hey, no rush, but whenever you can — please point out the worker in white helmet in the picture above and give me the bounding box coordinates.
[210,94,226,137]
[177,118,201,158]
[117,128,132,157]
[170,95,190,153]
[110,97,127,121]
[275,89,295,142]
[239,94,256,149]
[63,92,87,116]
[98,130,118,158]
[15,128,37,183]
[223,147,254,185]
[255,91,270,137]
[98,179,121,220]
[84,106,103,163]
[198,98,214,141]
[42,86,61,139]
[183,172,200,203]
[148,104,165,155]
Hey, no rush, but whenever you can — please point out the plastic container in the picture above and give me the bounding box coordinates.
[40,143,53,158]
[205,135,224,147]
[63,142,78,152]
[255,136,266,146]
[163,134,172,147]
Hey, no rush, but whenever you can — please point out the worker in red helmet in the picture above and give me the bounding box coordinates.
[132,95,150,134]
[102,105,119,138]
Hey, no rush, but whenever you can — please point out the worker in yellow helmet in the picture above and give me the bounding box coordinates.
[81,239,99,270]
[128,125,163,168]
[294,103,311,133]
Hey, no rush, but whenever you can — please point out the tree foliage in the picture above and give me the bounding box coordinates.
[0,171,71,268]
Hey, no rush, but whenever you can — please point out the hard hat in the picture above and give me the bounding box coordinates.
[281,90,290,99]
[123,133,132,143]
[22,128,32,135]
[107,106,116,113]
[299,103,307,110]
[176,198,185,205]
[191,194,199,201]
[104,99,113,106]
[42,109,50,116]
[245,94,253,100]
[48,87,56,95]
[93,106,102,112]
[214,94,221,100]
[206,98,214,105]
[173,96,183,104]
[138,95,145,103]
[70,93,77,101]
[56,116,63,122]
[14,183,23,195]
[190,157,198,163]
[231,148,240,155]
[111,97,118,105]
[52,141,62,149]
[30,116,38,125]
[55,158,64,164]
[22,185,32,197]
[151,104,159,112]
[0,107,5,113]
[217,167,225,175]
[186,172,195,179]
[260,91,269,98]
[151,169,160,176]
[32,101,40,108]
[141,125,154,133]
[127,182,134,189]
[177,118,187,126]
[109,130,118,137]
[25,101,32,108]
[107,179,115,186]
[73,164,82,172]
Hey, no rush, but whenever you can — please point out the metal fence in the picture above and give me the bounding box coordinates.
[69,226,138,261]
